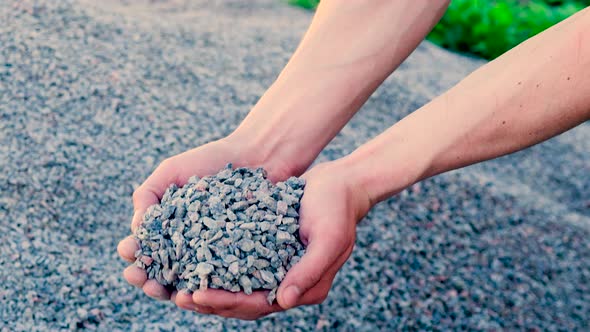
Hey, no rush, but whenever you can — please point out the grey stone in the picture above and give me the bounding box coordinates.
[238,239,255,252]
[239,222,257,231]
[230,201,249,211]
[207,196,225,216]
[195,262,214,276]
[259,222,271,232]
[253,258,270,269]
[239,276,253,295]
[134,165,305,303]
[259,270,276,285]
[276,201,288,216]
[3,0,589,330]
[228,262,239,276]
[276,231,292,245]
[267,288,278,305]
[222,254,239,264]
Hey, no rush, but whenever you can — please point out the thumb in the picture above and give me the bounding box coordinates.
[277,229,344,309]
[131,158,181,232]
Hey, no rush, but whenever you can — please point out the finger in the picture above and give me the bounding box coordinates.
[295,248,351,306]
[123,265,147,288]
[277,228,348,309]
[142,279,171,301]
[215,308,280,321]
[192,288,239,310]
[117,236,139,262]
[170,290,178,304]
[194,305,215,315]
[174,290,198,311]
[173,289,216,314]
[221,301,283,320]
[192,289,283,314]
[297,274,333,306]
[131,159,181,232]
[210,299,283,320]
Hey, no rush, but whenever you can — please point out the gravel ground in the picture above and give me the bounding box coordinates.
[1,0,589,331]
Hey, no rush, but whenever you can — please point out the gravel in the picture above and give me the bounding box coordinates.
[1,0,589,331]
[134,164,305,303]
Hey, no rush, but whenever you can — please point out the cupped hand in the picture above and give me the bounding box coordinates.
[117,136,293,308]
[271,162,371,313]
[186,161,370,320]
[118,142,371,319]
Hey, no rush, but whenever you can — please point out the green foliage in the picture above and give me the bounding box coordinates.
[429,0,586,59]
[288,0,320,10]
[287,0,587,59]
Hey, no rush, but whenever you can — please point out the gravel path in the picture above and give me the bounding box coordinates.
[1,0,589,331]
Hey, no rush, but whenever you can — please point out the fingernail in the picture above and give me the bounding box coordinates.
[283,285,301,308]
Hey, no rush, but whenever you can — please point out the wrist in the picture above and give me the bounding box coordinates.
[230,65,372,177]
[223,128,303,181]
[335,119,437,205]
[227,110,313,179]
[305,159,374,221]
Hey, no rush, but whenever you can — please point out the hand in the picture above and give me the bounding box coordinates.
[117,135,296,312]
[181,161,372,319]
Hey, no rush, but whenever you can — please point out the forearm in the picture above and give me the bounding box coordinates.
[232,0,449,175]
[342,8,590,204]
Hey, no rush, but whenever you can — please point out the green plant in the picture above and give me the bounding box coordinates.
[429,0,586,59]
[287,0,588,59]
[288,0,320,10]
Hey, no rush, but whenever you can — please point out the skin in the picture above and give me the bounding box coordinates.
[118,0,590,320]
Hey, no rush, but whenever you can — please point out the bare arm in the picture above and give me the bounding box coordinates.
[121,0,451,318]
[337,7,590,204]
[233,0,450,176]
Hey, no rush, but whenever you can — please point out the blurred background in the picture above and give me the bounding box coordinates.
[290,0,590,59]
[1,0,588,330]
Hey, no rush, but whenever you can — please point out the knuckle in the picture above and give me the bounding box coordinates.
[158,157,176,172]
[224,295,240,310]
[211,296,239,311]
[132,188,143,203]
[300,272,322,290]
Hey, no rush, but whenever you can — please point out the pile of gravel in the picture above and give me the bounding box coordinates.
[1,0,588,331]
[134,164,305,304]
